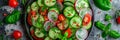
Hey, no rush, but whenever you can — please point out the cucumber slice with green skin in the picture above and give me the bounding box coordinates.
[64,1,74,6]
[30,26,36,31]
[64,0,76,4]
[83,22,92,30]
[49,8,59,14]
[57,19,69,30]
[48,10,58,22]
[45,37,51,40]
[32,14,45,28]
[76,28,88,40]
[49,27,61,39]
[44,0,56,7]
[75,0,89,12]
[34,28,45,38]
[27,6,31,13]
[44,21,54,31]
[79,8,92,19]
[70,16,82,28]
[64,6,76,18]
[31,2,39,11]
[37,0,44,7]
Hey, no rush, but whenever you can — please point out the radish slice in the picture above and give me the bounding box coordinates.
[76,28,88,40]
[75,0,89,12]
[44,21,54,31]
[79,8,92,19]
[57,2,63,11]
[48,10,58,22]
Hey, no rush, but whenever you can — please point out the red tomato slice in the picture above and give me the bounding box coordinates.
[55,20,60,26]
[57,22,64,30]
[58,14,66,21]
[9,0,18,8]
[57,0,63,3]
[82,13,91,26]
[44,15,49,21]
[39,8,48,16]
[65,28,72,38]
[27,12,32,25]
[30,10,36,17]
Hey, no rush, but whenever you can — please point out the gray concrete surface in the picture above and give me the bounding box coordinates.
[86,0,120,40]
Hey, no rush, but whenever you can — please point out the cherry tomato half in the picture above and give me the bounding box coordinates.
[12,30,22,39]
[65,28,72,38]
[44,15,49,21]
[82,13,91,26]
[58,14,66,21]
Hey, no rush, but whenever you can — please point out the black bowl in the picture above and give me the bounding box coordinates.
[24,0,94,40]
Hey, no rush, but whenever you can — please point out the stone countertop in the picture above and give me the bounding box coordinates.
[87,0,120,40]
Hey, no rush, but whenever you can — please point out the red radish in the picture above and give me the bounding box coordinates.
[116,16,120,24]
[76,28,88,40]
[12,30,22,39]
[9,0,18,8]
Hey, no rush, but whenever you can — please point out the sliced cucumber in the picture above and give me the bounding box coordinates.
[57,19,69,30]
[79,8,92,19]
[32,14,45,28]
[83,22,92,30]
[44,0,56,7]
[31,2,39,11]
[76,28,88,40]
[37,0,44,7]
[49,27,61,39]
[27,6,31,13]
[64,1,74,6]
[64,6,76,18]
[49,7,59,14]
[45,37,51,40]
[48,10,58,22]
[34,28,45,38]
[70,16,82,28]
[64,0,76,4]
[30,26,35,31]
[75,0,89,12]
